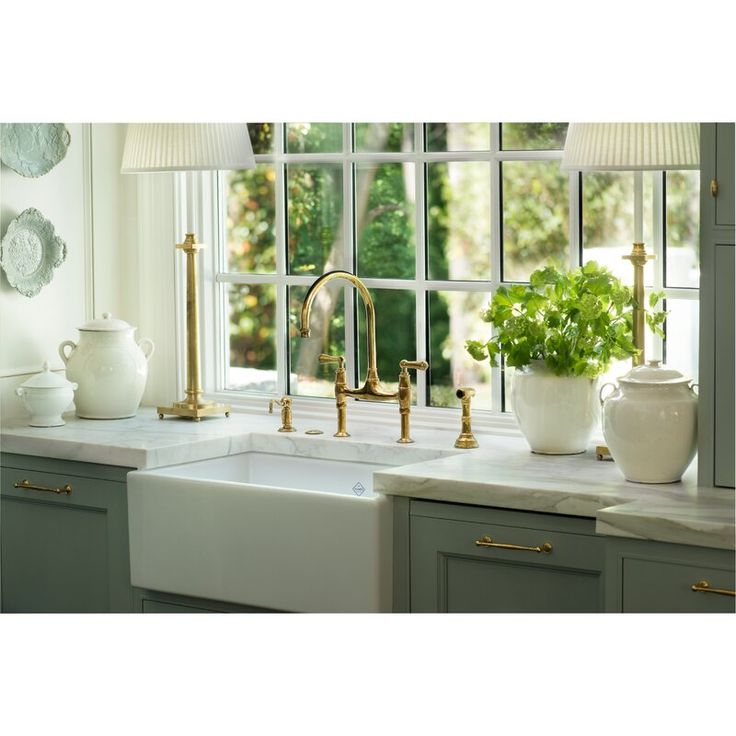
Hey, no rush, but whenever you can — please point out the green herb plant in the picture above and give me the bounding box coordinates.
[466,261,666,378]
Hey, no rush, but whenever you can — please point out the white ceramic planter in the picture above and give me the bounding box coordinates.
[15,361,77,427]
[600,361,697,483]
[511,360,599,455]
[59,313,154,419]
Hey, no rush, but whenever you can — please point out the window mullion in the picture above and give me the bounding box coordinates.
[414,122,427,407]
[569,170,581,270]
[652,171,665,362]
[275,126,288,396]
[343,123,358,386]
[490,123,503,412]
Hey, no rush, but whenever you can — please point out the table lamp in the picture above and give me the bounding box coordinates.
[121,123,255,419]
[561,123,699,365]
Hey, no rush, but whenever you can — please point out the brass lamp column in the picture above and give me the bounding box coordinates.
[562,123,700,365]
[157,233,230,420]
[623,242,655,365]
[121,124,256,420]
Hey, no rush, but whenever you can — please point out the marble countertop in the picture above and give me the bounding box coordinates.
[373,438,735,550]
[0,409,461,470]
[2,409,733,550]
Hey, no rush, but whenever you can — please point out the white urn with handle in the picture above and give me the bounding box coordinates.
[600,360,698,483]
[59,312,154,419]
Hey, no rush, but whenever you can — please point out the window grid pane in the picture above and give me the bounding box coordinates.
[215,122,699,419]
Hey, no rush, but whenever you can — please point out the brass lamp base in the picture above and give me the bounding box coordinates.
[157,400,230,421]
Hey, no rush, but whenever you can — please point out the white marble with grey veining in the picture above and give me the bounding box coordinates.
[2,409,733,550]
[0,409,460,470]
[373,435,735,550]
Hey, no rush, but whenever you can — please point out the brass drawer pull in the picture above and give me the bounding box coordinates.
[475,535,553,554]
[691,580,735,597]
[14,479,72,495]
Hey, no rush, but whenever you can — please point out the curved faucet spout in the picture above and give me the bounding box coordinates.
[299,270,382,390]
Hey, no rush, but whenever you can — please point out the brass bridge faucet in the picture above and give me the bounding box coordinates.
[300,270,428,443]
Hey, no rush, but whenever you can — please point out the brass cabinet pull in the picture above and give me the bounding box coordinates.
[691,580,736,597]
[710,179,719,197]
[475,535,552,554]
[14,479,72,495]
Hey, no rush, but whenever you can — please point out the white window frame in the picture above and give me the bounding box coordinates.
[189,123,699,431]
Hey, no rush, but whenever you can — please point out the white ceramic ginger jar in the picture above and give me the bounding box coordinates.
[16,361,77,427]
[600,360,698,483]
[59,313,154,419]
[511,359,599,455]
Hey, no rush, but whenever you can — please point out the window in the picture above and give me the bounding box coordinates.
[212,123,700,415]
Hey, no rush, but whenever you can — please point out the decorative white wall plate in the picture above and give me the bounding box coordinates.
[0,123,71,177]
[0,208,67,297]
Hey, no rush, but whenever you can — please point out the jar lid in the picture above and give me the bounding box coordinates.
[21,361,75,389]
[619,360,691,385]
[78,312,132,332]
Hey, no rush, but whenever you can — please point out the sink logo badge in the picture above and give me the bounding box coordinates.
[352,481,366,496]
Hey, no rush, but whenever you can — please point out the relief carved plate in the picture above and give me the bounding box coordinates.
[0,123,71,178]
[0,208,67,297]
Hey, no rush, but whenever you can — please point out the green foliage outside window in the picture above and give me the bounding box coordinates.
[226,123,698,404]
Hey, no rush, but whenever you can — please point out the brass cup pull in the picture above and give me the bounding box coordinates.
[691,580,736,597]
[14,479,72,495]
[475,535,552,554]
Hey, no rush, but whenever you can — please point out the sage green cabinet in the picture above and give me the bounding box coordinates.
[0,453,134,613]
[133,588,278,613]
[698,122,735,489]
[404,500,605,613]
[606,538,735,613]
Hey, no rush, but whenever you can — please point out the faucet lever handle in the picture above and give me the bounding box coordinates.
[400,359,429,373]
[319,353,345,369]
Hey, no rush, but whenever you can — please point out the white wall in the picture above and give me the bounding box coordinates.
[0,124,94,420]
[0,123,180,423]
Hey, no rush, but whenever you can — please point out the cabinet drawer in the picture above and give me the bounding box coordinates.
[1,465,119,505]
[410,514,604,613]
[1,460,132,613]
[623,558,736,613]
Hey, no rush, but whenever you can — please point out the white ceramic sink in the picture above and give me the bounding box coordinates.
[127,450,394,612]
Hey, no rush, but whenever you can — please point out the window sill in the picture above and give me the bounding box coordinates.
[205,390,524,437]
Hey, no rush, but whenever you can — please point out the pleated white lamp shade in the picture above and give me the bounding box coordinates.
[121,123,255,173]
[561,123,699,171]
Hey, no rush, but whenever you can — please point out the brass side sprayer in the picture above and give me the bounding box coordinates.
[454,387,478,449]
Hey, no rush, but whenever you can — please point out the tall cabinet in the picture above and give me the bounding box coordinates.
[698,122,735,489]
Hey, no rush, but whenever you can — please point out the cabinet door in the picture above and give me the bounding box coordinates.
[622,558,735,613]
[411,515,604,613]
[715,123,734,227]
[1,464,132,613]
[714,244,735,487]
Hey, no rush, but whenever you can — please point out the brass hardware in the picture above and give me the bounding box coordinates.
[623,242,656,366]
[305,429,324,435]
[157,233,230,421]
[301,272,396,400]
[475,535,553,554]
[268,396,296,433]
[301,271,429,442]
[397,359,429,444]
[319,353,350,437]
[691,580,736,597]
[596,445,613,461]
[454,387,478,449]
[710,179,719,197]
[14,479,72,495]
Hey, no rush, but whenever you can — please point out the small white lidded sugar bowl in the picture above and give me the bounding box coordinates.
[58,312,154,419]
[16,361,77,427]
[600,360,698,484]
